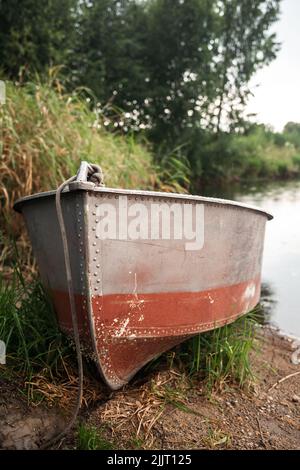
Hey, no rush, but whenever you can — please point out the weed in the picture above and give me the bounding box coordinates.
[0,269,71,380]
[180,311,258,391]
[128,436,145,449]
[76,424,115,450]
[203,427,232,448]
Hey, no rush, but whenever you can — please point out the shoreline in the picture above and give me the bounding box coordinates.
[265,323,300,343]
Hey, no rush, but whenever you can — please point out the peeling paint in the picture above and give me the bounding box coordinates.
[115,318,130,337]
[128,273,145,312]
[242,283,256,301]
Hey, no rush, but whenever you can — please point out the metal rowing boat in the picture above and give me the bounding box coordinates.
[14,162,272,389]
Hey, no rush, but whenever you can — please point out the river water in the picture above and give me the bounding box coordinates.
[202,180,300,338]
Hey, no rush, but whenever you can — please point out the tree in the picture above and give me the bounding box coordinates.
[283,122,300,148]
[70,1,148,105]
[143,0,218,146]
[0,0,77,78]
[213,0,281,134]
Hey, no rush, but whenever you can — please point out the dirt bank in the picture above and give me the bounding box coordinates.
[0,327,299,450]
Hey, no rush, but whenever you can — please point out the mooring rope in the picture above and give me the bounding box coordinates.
[41,162,104,449]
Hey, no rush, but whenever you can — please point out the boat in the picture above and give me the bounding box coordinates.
[14,162,272,390]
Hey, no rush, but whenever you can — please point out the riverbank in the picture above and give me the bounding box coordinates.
[0,327,299,450]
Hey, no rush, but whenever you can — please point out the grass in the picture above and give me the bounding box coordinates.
[178,312,257,391]
[157,316,253,390]
[146,311,257,392]
[0,270,70,380]
[203,428,232,449]
[128,436,145,449]
[76,424,115,450]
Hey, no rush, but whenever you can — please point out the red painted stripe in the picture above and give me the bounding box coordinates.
[50,278,260,387]
[51,277,260,338]
[97,277,260,336]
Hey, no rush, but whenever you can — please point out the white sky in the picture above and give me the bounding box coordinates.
[246,0,300,132]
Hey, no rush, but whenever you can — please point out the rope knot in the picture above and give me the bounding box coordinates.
[87,163,105,186]
[76,161,105,187]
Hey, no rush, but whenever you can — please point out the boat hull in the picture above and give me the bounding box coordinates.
[14,186,270,389]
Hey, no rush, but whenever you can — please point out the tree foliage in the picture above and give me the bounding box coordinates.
[0,0,77,78]
[71,1,280,150]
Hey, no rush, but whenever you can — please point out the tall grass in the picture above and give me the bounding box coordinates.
[1,80,156,230]
[183,312,257,390]
[0,270,70,380]
[1,77,190,211]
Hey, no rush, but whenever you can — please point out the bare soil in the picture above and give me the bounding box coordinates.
[0,378,65,449]
[0,327,299,450]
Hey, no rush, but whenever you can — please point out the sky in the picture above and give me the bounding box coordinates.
[246,0,300,132]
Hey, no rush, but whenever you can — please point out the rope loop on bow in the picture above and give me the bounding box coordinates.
[75,161,105,187]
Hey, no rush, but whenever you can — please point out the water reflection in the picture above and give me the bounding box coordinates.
[201,180,300,337]
[257,282,277,325]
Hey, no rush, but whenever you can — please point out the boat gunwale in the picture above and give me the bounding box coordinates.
[13,182,273,220]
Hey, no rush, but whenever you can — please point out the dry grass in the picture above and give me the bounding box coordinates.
[89,369,191,449]
[25,366,106,410]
